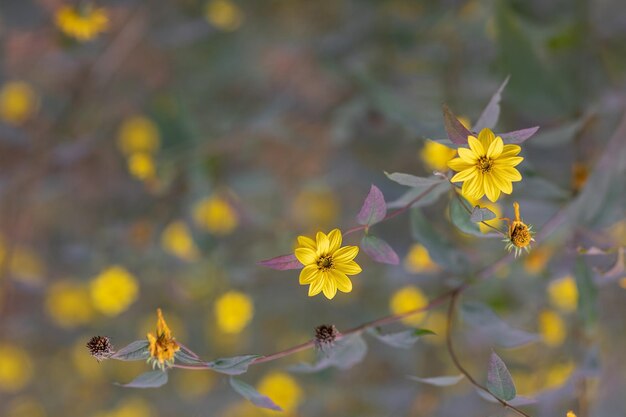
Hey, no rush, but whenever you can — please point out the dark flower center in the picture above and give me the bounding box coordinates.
[477,156,494,173]
[316,255,334,270]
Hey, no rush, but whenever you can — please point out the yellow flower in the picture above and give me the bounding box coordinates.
[0,81,38,125]
[54,4,109,42]
[503,202,535,257]
[294,229,361,299]
[147,308,180,369]
[117,116,161,156]
[0,344,33,393]
[45,280,94,327]
[161,220,200,261]
[89,266,139,316]
[403,244,437,273]
[523,246,552,275]
[420,140,457,172]
[256,372,303,414]
[193,195,239,236]
[127,153,157,181]
[205,0,243,31]
[538,310,566,347]
[389,285,428,326]
[214,291,254,334]
[448,128,523,202]
[567,411,577,417]
[548,276,578,312]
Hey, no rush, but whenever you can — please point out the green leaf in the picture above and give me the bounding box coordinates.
[470,206,497,223]
[111,340,150,361]
[449,196,482,236]
[407,374,464,387]
[461,302,539,348]
[116,370,168,388]
[207,355,260,375]
[575,257,597,327]
[360,235,399,265]
[290,334,367,373]
[229,378,282,411]
[175,345,206,365]
[486,351,516,401]
[366,327,434,349]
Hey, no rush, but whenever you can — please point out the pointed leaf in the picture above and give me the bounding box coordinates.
[367,327,434,349]
[387,180,450,209]
[449,196,483,236]
[408,374,465,387]
[357,185,387,226]
[470,206,497,222]
[175,345,206,365]
[499,126,540,144]
[385,172,444,188]
[462,302,539,348]
[229,377,282,411]
[116,370,168,388]
[361,235,399,265]
[474,76,510,131]
[207,355,260,375]
[486,352,516,401]
[290,334,367,373]
[443,105,474,145]
[111,340,150,361]
[257,254,302,270]
[476,389,536,406]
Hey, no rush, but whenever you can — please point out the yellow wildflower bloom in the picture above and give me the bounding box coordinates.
[147,308,180,369]
[420,140,457,172]
[214,290,254,334]
[567,411,577,417]
[127,153,157,181]
[524,246,552,275]
[403,244,437,273]
[503,202,535,257]
[257,372,303,414]
[161,220,199,261]
[294,229,362,299]
[45,280,94,327]
[89,266,139,316]
[205,0,243,32]
[54,4,109,42]
[448,128,523,202]
[548,276,578,312]
[538,309,566,347]
[193,195,239,236]
[0,81,38,125]
[0,344,33,393]
[117,116,161,156]
[389,285,428,326]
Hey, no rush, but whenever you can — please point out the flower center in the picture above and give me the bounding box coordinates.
[510,224,531,248]
[316,255,334,271]
[477,156,494,173]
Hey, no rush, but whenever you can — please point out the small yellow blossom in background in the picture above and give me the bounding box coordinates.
[390,285,429,326]
[257,372,303,415]
[147,308,180,369]
[0,344,33,393]
[544,361,575,390]
[403,244,437,273]
[174,371,216,400]
[127,153,157,181]
[571,162,588,192]
[193,195,239,235]
[206,0,244,31]
[54,4,109,42]
[6,397,47,417]
[45,280,94,327]
[214,290,254,334]
[620,277,626,289]
[90,266,139,316]
[117,116,161,156]
[567,411,577,417]
[448,128,523,202]
[420,140,457,172]
[503,202,534,257]
[161,220,200,261]
[538,309,566,347]
[524,246,552,275]
[0,81,38,125]
[291,187,339,229]
[294,229,362,299]
[548,276,578,312]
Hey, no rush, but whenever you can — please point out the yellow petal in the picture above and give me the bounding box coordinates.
[336,260,362,275]
[458,147,479,163]
[497,167,522,182]
[327,229,342,253]
[297,235,316,250]
[467,136,485,156]
[490,172,513,194]
[465,174,485,200]
[333,245,359,263]
[322,276,337,299]
[487,137,504,159]
[448,157,473,172]
[299,265,319,284]
[315,231,329,255]
[329,269,353,293]
[500,144,522,158]
[484,177,501,202]
[308,278,324,297]
[478,128,496,149]
[295,248,317,265]
[450,167,477,183]
[494,156,524,167]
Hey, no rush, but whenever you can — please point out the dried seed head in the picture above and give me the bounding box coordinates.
[314,324,339,350]
[86,336,113,361]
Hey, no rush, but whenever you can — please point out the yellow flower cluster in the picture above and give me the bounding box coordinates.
[117,116,161,182]
[0,81,38,125]
[54,4,109,42]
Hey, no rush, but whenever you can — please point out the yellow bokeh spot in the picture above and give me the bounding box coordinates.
[54,4,109,42]
[10,247,45,285]
[114,397,153,417]
[620,277,626,289]
[45,280,94,327]
[544,361,575,390]
[420,311,447,344]
[291,188,339,229]
[214,290,254,334]
[0,81,38,125]
[193,195,239,236]
[567,411,578,417]
[90,266,139,316]
[403,244,437,274]
[538,309,566,347]
[127,153,157,181]
[389,285,429,326]
[175,370,216,399]
[257,372,303,414]
[161,220,200,261]
[117,116,161,156]
[206,0,244,31]
[548,276,578,312]
[0,344,33,393]
[420,140,457,172]
[6,397,46,417]
[524,246,552,275]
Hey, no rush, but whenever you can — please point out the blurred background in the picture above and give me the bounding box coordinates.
[0,0,625,416]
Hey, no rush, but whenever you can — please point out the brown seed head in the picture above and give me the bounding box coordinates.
[86,336,113,361]
[315,324,339,349]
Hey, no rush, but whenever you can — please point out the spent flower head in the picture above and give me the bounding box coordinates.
[314,324,339,351]
[86,336,113,361]
[147,308,180,370]
[448,128,523,202]
[503,202,535,257]
[294,229,361,299]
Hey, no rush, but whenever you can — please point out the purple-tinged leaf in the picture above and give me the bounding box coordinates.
[111,340,149,361]
[474,76,510,131]
[443,105,474,145]
[408,374,465,387]
[257,254,302,270]
[357,185,387,226]
[207,354,260,375]
[361,235,399,265]
[384,172,444,188]
[116,370,168,388]
[229,377,283,411]
[486,351,516,401]
[499,126,540,144]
